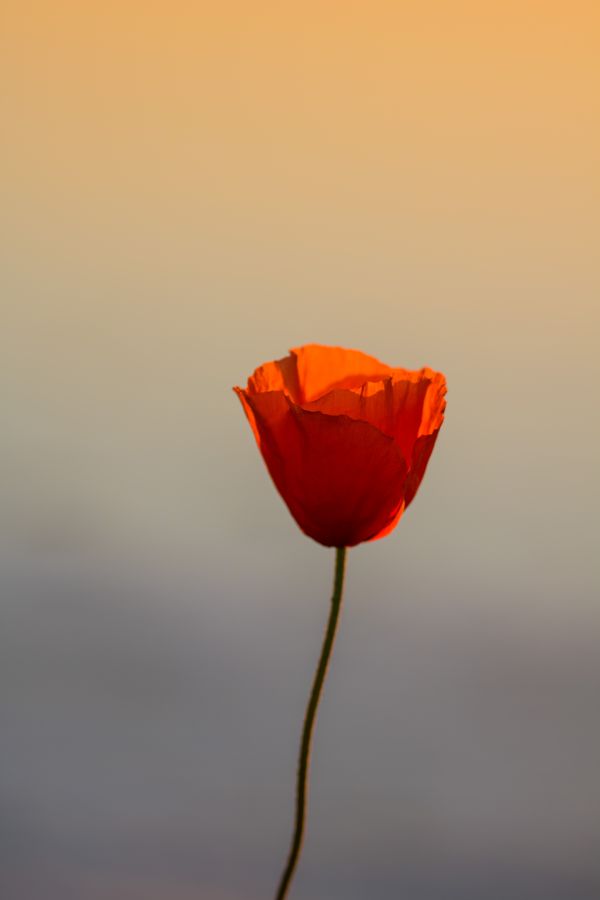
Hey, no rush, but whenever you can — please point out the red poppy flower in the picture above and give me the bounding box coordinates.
[234,344,446,547]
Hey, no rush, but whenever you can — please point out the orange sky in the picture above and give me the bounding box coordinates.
[3,0,598,570]
[3,1,598,232]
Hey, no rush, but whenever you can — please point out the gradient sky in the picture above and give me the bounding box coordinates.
[2,2,599,898]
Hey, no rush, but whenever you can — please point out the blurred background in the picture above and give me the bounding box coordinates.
[2,1,599,898]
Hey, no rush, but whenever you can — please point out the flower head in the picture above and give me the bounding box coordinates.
[235,344,446,547]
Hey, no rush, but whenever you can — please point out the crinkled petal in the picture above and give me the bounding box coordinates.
[291,344,394,402]
[303,371,446,464]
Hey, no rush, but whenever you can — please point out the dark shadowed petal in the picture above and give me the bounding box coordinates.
[237,389,408,547]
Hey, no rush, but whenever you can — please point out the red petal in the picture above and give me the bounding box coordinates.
[404,429,442,507]
[238,390,408,547]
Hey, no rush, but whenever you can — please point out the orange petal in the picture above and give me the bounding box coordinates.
[245,353,302,402]
[233,386,261,446]
[303,370,446,465]
[291,344,394,403]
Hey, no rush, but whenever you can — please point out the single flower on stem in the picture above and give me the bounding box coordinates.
[234,344,446,898]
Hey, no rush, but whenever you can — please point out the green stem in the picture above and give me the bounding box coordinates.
[274,546,348,900]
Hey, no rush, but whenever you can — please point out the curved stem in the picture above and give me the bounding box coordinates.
[274,546,348,900]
